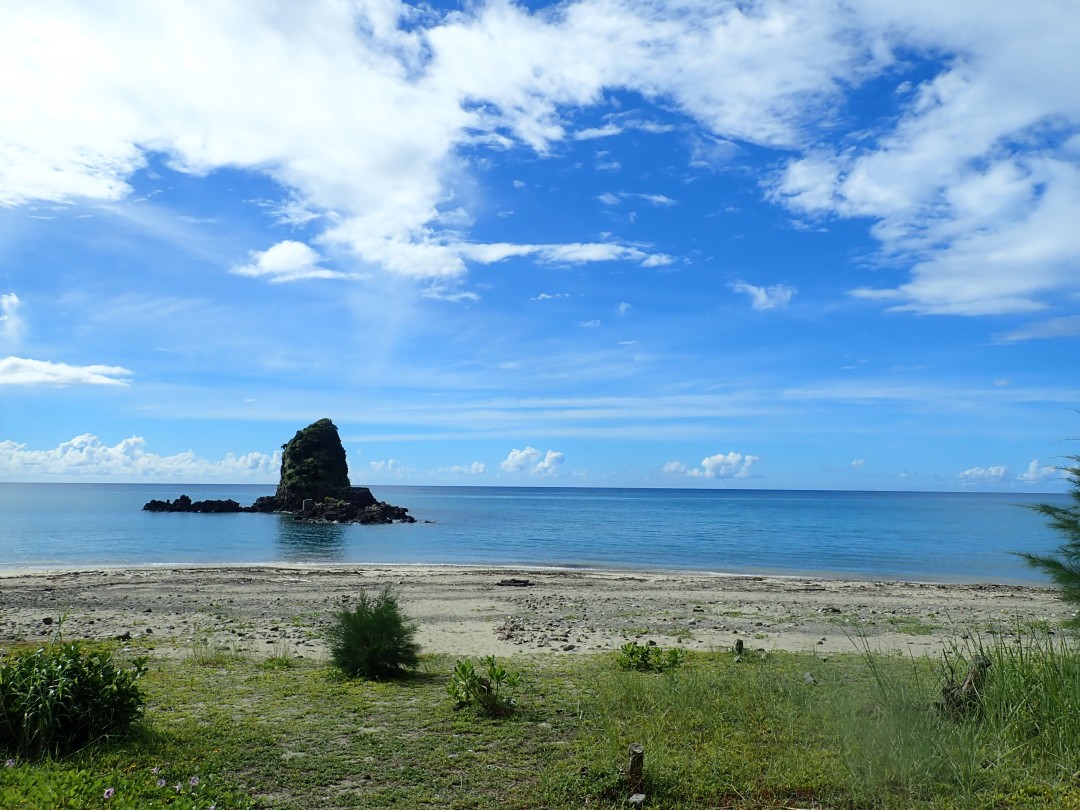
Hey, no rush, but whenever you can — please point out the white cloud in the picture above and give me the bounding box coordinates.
[1017,459,1060,483]
[367,458,412,476]
[617,301,632,316]
[444,461,486,474]
[500,446,565,477]
[458,241,665,267]
[0,293,24,348]
[0,356,132,386]
[959,465,1008,482]
[996,316,1080,343]
[231,240,359,283]
[770,3,1080,316]
[2,0,1077,314]
[0,434,280,482]
[639,253,674,268]
[421,282,480,303]
[576,124,623,140]
[579,319,601,327]
[598,192,677,207]
[730,281,795,310]
[0,0,884,282]
[850,458,864,468]
[665,452,759,479]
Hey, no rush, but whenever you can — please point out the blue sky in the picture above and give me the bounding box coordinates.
[1,0,1078,491]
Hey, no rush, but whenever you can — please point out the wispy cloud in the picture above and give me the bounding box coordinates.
[730,281,795,310]
[0,356,132,386]
[995,315,1080,343]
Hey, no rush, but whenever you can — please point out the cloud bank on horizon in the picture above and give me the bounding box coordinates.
[1,0,1077,490]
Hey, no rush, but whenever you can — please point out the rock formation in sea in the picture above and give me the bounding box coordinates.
[143,418,415,524]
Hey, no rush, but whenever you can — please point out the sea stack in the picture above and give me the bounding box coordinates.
[274,417,354,510]
[144,418,414,524]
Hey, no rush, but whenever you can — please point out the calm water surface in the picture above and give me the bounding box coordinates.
[0,483,1068,584]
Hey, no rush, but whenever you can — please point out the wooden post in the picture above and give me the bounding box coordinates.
[628,742,645,785]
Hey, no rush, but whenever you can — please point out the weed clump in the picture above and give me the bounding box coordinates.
[618,642,685,672]
[0,641,147,758]
[448,656,521,716]
[326,586,420,679]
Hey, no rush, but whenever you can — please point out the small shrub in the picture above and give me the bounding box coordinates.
[326,586,420,679]
[448,656,521,716]
[0,642,147,758]
[618,642,685,672]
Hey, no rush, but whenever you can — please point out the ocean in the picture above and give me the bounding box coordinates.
[0,483,1068,584]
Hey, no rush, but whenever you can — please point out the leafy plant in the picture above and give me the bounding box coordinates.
[0,641,147,758]
[326,585,420,679]
[448,656,521,716]
[617,642,685,672]
[1018,453,1080,623]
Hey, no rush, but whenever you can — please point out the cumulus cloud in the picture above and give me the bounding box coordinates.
[730,281,796,310]
[850,458,865,468]
[231,240,359,283]
[0,356,132,386]
[500,446,565,477]
[769,4,1080,315]
[1017,459,1060,483]
[444,461,486,474]
[0,434,280,481]
[3,1,1078,313]
[959,465,1008,482]
[664,452,759,479]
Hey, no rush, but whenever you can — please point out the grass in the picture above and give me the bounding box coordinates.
[5,627,1080,808]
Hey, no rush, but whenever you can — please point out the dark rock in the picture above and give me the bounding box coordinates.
[142,496,244,513]
[275,418,351,511]
[141,418,414,524]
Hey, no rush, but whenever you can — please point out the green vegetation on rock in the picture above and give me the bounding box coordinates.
[274,418,352,510]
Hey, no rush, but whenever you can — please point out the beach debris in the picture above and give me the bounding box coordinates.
[496,578,534,587]
[938,653,991,718]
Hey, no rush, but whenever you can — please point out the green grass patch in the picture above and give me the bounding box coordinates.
[6,627,1080,808]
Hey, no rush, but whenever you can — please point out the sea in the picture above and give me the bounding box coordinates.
[0,483,1069,584]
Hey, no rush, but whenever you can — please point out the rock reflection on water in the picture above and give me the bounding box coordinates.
[275,516,347,562]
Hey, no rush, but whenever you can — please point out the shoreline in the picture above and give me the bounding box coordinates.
[0,559,1049,587]
[0,564,1067,661]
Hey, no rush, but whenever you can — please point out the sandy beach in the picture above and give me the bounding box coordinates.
[0,565,1067,661]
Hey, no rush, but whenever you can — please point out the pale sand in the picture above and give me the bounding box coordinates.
[0,566,1067,661]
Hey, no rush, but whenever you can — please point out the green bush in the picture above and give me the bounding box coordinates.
[326,586,420,679]
[617,642,685,672]
[448,656,521,716]
[0,642,147,759]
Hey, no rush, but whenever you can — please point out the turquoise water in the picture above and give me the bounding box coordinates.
[0,483,1068,584]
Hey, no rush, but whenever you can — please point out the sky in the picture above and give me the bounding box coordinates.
[1,0,1078,492]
